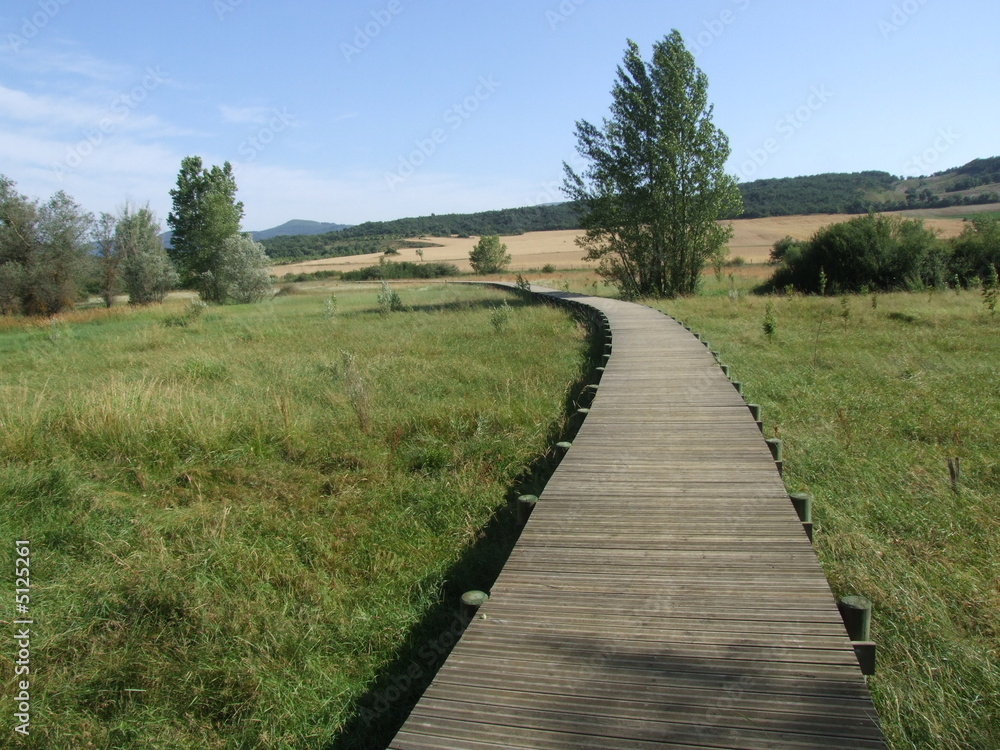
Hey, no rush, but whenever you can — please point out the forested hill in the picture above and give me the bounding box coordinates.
[738,160,1000,218]
[737,171,896,217]
[260,157,1000,258]
[261,202,580,258]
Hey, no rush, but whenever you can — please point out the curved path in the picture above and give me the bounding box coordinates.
[389,287,884,749]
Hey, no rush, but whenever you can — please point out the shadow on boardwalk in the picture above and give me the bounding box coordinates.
[326,294,603,750]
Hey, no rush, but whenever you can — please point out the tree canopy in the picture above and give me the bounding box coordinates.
[564,31,741,297]
[468,235,511,274]
[167,157,243,289]
[0,176,93,315]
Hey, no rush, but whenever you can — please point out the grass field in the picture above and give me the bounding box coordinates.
[649,282,1000,750]
[0,284,591,748]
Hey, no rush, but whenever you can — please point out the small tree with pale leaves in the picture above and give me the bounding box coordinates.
[469,235,511,274]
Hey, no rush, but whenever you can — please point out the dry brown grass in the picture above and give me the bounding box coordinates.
[272,213,970,277]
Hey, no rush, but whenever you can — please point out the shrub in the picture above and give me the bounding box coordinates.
[377,279,403,314]
[762,301,776,341]
[163,299,207,327]
[767,213,945,293]
[490,301,512,333]
[950,216,1000,286]
[469,235,511,274]
[200,234,273,304]
[341,261,458,282]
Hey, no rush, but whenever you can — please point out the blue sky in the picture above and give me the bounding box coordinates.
[1,0,997,230]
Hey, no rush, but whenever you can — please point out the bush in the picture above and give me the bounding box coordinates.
[490,301,512,332]
[341,261,458,281]
[200,234,272,304]
[767,213,945,293]
[950,216,1000,286]
[377,279,403,314]
[469,235,511,274]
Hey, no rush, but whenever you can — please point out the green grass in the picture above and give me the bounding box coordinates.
[650,287,1000,750]
[0,283,591,748]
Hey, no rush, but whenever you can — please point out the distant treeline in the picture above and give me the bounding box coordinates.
[942,156,1000,192]
[738,170,1000,218]
[260,157,1000,261]
[261,204,581,259]
[737,171,897,217]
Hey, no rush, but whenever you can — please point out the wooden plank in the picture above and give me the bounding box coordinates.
[388,286,884,749]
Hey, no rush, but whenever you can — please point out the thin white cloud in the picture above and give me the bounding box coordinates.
[0,43,132,82]
[0,84,112,128]
[218,104,275,125]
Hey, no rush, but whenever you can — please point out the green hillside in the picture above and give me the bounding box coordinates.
[260,157,1000,259]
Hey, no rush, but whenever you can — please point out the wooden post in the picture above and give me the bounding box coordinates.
[766,438,782,475]
[789,492,814,541]
[747,403,763,432]
[720,364,730,377]
[837,596,871,641]
[732,380,743,395]
[516,494,538,527]
[555,441,572,454]
[461,590,489,621]
[837,596,876,675]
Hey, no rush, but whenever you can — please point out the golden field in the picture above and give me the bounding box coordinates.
[272,212,971,276]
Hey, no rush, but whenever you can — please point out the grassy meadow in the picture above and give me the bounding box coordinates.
[0,283,592,748]
[649,281,1000,750]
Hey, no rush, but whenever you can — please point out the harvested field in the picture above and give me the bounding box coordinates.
[272,213,970,277]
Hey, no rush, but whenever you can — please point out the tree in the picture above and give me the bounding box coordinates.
[116,204,178,305]
[93,212,121,307]
[563,32,742,297]
[167,156,244,294]
[0,176,93,315]
[201,233,272,304]
[469,234,511,274]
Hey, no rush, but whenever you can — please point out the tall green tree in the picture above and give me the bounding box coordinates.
[116,203,178,305]
[167,156,244,291]
[93,212,120,308]
[563,31,742,297]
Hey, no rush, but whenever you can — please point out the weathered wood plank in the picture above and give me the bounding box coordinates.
[387,286,884,749]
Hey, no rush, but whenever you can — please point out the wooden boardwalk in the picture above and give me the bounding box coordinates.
[389,288,884,749]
